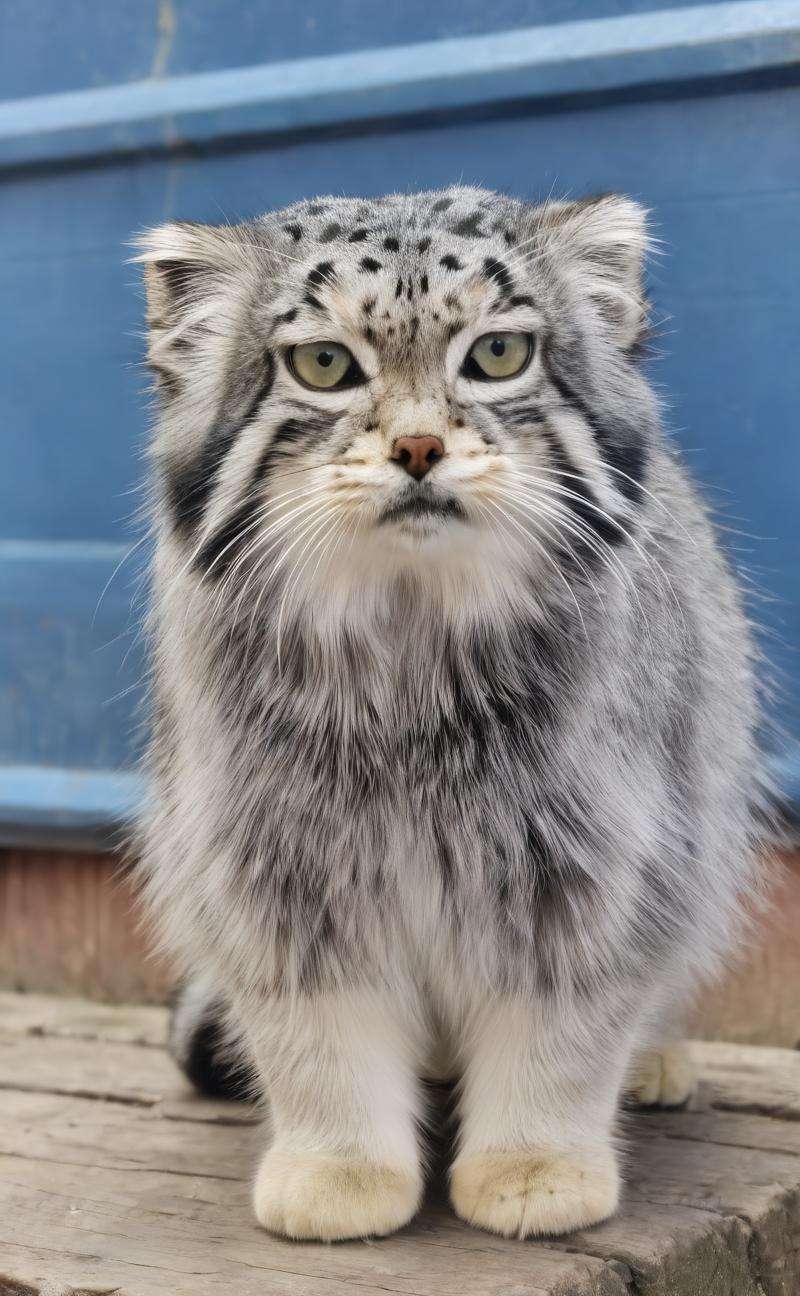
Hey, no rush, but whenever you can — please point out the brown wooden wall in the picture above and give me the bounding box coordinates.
[0,848,171,1003]
[1,846,798,1046]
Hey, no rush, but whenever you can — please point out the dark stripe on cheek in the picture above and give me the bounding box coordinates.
[167,351,275,537]
[192,495,259,580]
[191,424,299,579]
[191,415,338,580]
[542,345,646,508]
[538,426,627,549]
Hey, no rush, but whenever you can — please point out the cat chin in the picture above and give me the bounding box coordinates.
[379,512,469,549]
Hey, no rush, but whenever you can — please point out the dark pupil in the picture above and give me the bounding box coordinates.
[490,338,505,357]
[317,350,334,368]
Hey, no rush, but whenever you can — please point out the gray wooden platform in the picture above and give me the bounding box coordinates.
[1,994,799,1296]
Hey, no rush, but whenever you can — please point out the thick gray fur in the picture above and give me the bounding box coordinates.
[135,187,768,1239]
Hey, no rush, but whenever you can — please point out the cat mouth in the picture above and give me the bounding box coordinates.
[378,488,467,529]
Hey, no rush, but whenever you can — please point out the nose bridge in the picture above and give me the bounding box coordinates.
[380,390,448,443]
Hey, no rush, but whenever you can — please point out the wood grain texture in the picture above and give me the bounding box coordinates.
[687,850,800,1048]
[0,849,171,1003]
[1,996,799,1295]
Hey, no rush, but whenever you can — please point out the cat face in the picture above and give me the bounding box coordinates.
[139,187,655,600]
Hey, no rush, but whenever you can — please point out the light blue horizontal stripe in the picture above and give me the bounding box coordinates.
[0,765,145,834]
[0,540,131,564]
[1,747,798,848]
[1,1,799,166]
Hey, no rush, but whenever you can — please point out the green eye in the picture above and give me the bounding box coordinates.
[289,341,361,390]
[466,332,532,380]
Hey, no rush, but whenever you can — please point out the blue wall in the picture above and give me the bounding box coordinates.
[1,1,799,840]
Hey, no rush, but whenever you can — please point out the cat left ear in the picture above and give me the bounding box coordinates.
[535,194,651,350]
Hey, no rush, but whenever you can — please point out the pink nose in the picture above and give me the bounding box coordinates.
[390,435,445,481]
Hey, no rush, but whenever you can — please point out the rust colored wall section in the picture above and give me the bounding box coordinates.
[0,847,798,1045]
[0,848,171,1004]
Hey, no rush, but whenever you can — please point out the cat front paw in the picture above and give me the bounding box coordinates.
[450,1145,619,1238]
[627,1042,696,1108]
[253,1147,422,1240]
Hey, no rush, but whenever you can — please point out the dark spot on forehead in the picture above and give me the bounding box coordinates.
[275,307,298,325]
[417,237,431,253]
[406,280,413,301]
[451,212,486,239]
[444,293,462,311]
[363,324,377,345]
[307,261,336,288]
[282,223,303,242]
[383,236,400,252]
[348,228,370,243]
[482,256,514,297]
[360,257,382,273]
[362,298,376,316]
[303,292,325,312]
[502,229,518,247]
[420,274,429,294]
[440,254,462,272]
[306,203,327,215]
[395,278,403,299]
[320,222,342,243]
[508,294,536,310]
[446,320,466,341]
[432,197,453,213]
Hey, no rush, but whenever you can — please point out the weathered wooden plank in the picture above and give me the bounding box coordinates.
[0,1028,258,1125]
[691,1040,800,1121]
[2,1002,800,1295]
[545,1202,759,1296]
[0,990,167,1047]
[625,1133,800,1295]
[0,1091,253,1179]
[0,1032,180,1106]
[644,1106,800,1157]
[0,1153,626,1296]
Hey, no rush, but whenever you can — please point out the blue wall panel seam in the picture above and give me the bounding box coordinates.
[1,1,799,167]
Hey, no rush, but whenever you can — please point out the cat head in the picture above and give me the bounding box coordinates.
[138,187,657,609]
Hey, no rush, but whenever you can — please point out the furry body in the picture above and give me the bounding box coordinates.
[137,188,762,1239]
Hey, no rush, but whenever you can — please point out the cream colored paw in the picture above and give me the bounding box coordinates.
[450,1145,619,1239]
[627,1042,696,1107]
[252,1147,422,1240]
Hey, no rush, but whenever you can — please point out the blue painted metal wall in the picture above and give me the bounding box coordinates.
[1,1,799,841]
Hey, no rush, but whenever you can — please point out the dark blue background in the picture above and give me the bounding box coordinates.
[1,0,798,836]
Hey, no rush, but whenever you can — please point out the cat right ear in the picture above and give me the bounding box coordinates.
[135,221,243,326]
[133,221,247,401]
